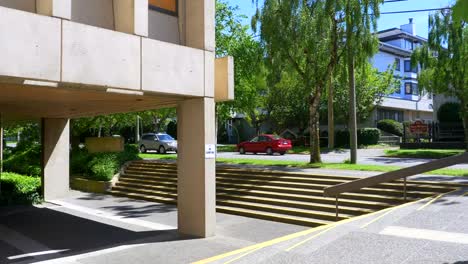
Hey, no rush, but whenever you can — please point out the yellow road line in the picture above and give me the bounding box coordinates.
[285,226,336,251]
[417,188,460,211]
[192,224,330,264]
[222,248,261,264]
[193,191,450,263]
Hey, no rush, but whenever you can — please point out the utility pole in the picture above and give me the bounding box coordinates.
[328,75,335,149]
[346,0,358,164]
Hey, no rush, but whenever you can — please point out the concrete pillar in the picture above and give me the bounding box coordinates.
[36,0,71,19]
[177,97,216,238]
[113,0,148,37]
[41,118,70,201]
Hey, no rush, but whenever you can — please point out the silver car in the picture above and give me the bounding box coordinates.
[138,133,178,154]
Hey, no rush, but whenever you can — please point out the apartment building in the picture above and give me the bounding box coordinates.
[0,0,234,238]
[370,19,433,125]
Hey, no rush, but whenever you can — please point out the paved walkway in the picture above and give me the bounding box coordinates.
[217,150,468,170]
[1,177,468,264]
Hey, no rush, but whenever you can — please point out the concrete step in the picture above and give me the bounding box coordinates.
[216,194,372,216]
[111,185,176,199]
[108,190,177,204]
[216,188,393,210]
[216,206,331,227]
[215,182,415,204]
[216,200,350,222]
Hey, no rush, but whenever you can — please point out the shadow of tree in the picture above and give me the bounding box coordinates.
[101,203,176,218]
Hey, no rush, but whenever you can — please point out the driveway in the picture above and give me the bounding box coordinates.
[217,149,468,170]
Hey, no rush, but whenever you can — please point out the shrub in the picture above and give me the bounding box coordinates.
[166,121,177,139]
[358,128,381,146]
[70,144,141,181]
[3,143,41,176]
[437,102,462,123]
[0,173,41,205]
[377,119,404,136]
[335,128,381,147]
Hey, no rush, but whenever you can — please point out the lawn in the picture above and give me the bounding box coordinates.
[138,153,468,177]
[384,149,465,159]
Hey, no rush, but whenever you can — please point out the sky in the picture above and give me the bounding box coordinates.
[225,0,456,39]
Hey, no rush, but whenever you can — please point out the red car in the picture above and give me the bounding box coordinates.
[237,134,292,155]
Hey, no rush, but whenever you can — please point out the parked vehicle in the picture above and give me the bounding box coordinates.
[237,134,292,155]
[139,133,177,154]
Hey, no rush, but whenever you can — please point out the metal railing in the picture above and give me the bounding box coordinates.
[323,152,468,219]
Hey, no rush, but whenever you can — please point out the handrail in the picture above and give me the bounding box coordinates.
[323,152,468,219]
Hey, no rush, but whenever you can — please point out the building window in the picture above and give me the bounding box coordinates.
[377,109,404,122]
[149,0,177,16]
[405,82,412,94]
[404,60,418,73]
[412,83,419,95]
[395,58,400,71]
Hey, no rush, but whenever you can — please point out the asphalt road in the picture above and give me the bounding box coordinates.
[217,149,468,170]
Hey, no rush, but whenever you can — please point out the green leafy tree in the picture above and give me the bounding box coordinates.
[215,0,267,136]
[412,10,468,150]
[252,0,345,163]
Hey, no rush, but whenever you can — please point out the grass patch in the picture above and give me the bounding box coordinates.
[385,149,465,159]
[217,145,237,152]
[139,153,177,160]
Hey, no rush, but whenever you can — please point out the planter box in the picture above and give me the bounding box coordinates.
[70,177,113,193]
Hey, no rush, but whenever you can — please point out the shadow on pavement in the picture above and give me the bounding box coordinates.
[0,206,187,264]
[101,203,176,218]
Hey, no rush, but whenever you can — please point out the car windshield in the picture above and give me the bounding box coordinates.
[270,135,282,140]
[158,134,174,141]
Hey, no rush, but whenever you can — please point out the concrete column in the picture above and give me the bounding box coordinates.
[184,0,215,51]
[113,0,148,37]
[41,118,70,201]
[36,0,71,19]
[177,97,216,237]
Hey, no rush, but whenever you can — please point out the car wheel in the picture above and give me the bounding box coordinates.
[239,147,245,155]
[266,147,273,155]
[280,151,286,155]
[159,146,166,154]
[139,145,147,153]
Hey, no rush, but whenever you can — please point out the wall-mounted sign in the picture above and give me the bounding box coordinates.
[410,120,429,134]
[205,144,216,159]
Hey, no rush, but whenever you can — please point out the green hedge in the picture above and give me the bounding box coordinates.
[71,144,141,181]
[377,119,403,136]
[0,173,41,205]
[335,128,381,147]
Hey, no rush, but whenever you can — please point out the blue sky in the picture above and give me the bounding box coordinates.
[225,0,455,38]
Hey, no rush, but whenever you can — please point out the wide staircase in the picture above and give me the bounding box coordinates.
[109,160,460,227]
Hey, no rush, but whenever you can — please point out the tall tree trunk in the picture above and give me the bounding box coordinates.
[309,92,322,163]
[328,75,335,149]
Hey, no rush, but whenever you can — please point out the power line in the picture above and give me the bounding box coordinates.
[381,7,451,15]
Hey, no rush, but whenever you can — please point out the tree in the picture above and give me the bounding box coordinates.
[344,0,383,163]
[412,10,468,150]
[252,0,345,163]
[215,1,267,137]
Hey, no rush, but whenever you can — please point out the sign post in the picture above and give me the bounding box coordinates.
[409,120,429,143]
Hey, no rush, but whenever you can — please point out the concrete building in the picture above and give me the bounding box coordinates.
[370,19,433,125]
[0,0,234,238]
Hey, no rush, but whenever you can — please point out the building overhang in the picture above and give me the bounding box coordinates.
[0,6,234,121]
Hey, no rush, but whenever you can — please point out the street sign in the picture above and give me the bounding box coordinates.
[410,120,428,134]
